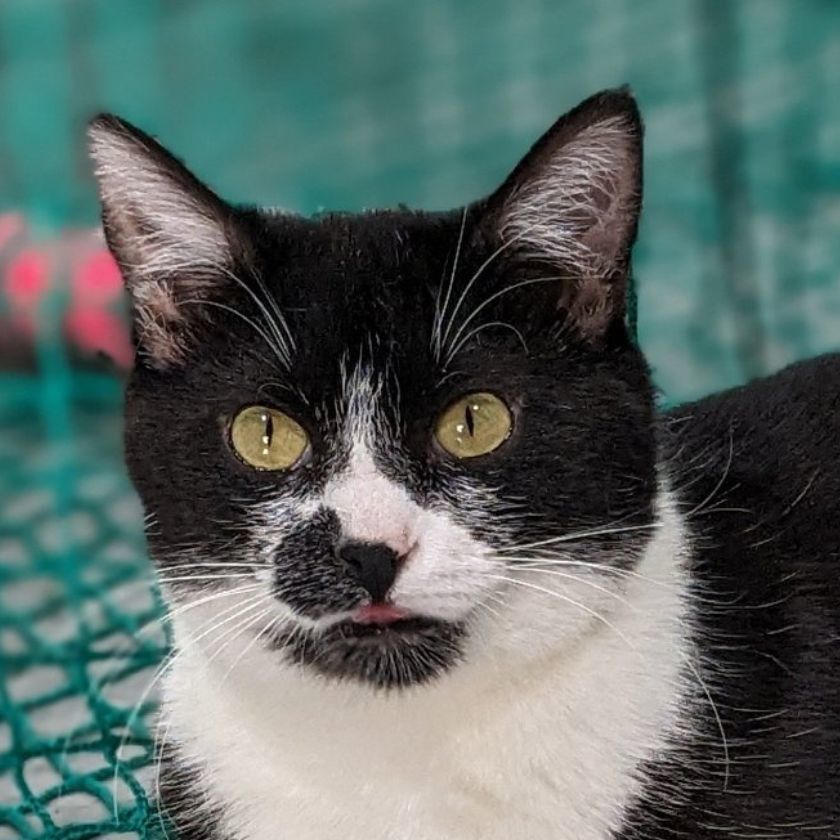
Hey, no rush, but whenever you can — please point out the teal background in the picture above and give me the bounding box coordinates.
[1,1,840,837]
[1,0,839,398]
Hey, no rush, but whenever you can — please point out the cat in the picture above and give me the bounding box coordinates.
[88,89,840,839]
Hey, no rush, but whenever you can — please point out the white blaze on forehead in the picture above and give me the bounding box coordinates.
[324,362,421,554]
[322,444,419,556]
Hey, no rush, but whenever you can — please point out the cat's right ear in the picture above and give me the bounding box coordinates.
[87,114,238,367]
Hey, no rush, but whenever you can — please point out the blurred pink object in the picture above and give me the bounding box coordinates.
[65,306,133,368]
[6,248,49,305]
[74,250,123,302]
[0,214,133,368]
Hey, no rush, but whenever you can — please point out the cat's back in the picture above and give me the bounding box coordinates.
[664,352,840,561]
[662,352,840,642]
[633,355,840,836]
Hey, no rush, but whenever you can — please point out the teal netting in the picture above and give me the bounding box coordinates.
[2,1,840,837]
[0,368,167,838]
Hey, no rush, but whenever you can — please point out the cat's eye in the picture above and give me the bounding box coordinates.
[230,406,309,471]
[435,392,513,459]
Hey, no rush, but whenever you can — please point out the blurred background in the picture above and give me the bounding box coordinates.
[1,0,839,837]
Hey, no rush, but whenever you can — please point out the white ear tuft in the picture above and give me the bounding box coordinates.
[88,114,231,280]
[500,114,639,277]
[490,90,642,339]
[87,115,234,365]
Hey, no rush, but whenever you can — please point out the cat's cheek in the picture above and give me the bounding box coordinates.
[479,573,602,664]
[387,516,503,621]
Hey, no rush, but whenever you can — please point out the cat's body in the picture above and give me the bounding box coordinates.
[87,90,840,839]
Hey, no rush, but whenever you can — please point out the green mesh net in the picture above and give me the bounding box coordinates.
[2,1,840,837]
[0,363,168,837]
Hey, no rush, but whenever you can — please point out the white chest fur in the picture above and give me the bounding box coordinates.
[161,492,692,840]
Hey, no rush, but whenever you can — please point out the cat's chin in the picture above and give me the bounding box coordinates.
[270,614,466,689]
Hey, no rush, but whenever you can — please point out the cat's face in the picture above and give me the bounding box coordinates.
[90,89,657,688]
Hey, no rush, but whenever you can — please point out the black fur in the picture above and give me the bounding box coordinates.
[620,355,840,837]
[156,742,225,840]
[279,615,466,688]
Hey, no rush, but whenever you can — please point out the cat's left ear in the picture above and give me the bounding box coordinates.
[482,88,642,341]
[87,114,241,367]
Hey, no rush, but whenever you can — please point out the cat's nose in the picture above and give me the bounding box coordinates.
[338,541,401,603]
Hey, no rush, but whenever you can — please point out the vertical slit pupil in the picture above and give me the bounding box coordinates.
[265,414,274,446]
[465,405,475,437]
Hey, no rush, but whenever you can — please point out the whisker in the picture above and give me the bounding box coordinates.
[153,716,174,834]
[685,657,731,791]
[85,583,265,672]
[492,568,725,786]
[229,264,296,357]
[214,265,293,365]
[157,561,259,569]
[472,592,506,622]
[180,298,289,371]
[150,598,275,829]
[485,573,638,654]
[438,222,541,355]
[445,319,529,365]
[509,566,640,613]
[156,574,256,585]
[683,423,735,519]
[503,557,674,589]
[108,588,270,816]
[443,275,563,367]
[496,521,660,553]
[203,603,274,669]
[218,612,280,689]
[432,206,468,359]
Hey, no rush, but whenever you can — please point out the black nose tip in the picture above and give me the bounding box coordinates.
[338,541,401,602]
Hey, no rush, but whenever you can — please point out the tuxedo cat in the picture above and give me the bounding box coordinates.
[88,89,840,839]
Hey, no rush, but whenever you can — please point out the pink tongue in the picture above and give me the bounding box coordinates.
[353,604,408,625]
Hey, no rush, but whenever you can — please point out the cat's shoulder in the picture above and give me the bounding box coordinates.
[661,353,840,586]
[663,352,840,472]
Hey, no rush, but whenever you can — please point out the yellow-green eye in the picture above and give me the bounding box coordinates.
[435,392,513,459]
[230,406,309,471]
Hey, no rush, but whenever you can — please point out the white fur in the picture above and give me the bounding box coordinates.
[324,445,418,555]
[328,365,505,618]
[321,445,501,621]
[160,484,692,840]
[252,364,506,624]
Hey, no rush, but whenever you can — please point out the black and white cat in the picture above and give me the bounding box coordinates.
[88,89,840,839]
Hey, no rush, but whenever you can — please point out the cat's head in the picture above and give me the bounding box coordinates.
[89,89,657,689]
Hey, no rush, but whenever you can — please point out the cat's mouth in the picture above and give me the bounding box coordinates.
[271,607,465,688]
[337,612,441,642]
[351,602,410,625]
